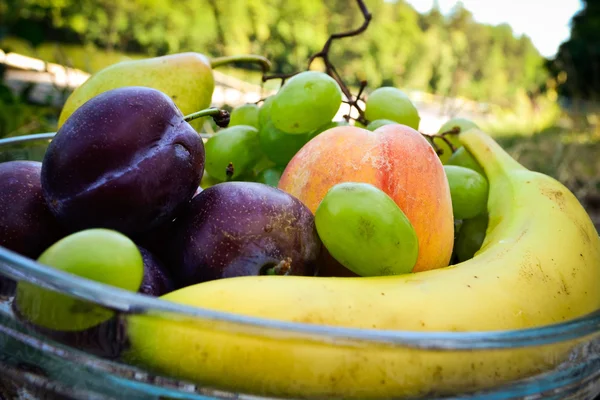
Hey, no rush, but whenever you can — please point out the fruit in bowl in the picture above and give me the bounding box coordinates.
[42,86,206,237]
[125,128,600,399]
[315,182,419,276]
[278,123,455,272]
[0,160,67,296]
[163,181,322,287]
[0,20,599,399]
[15,228,144,332]
[57,52,271,131]
[0,161,66,260]
[11,231,175,359]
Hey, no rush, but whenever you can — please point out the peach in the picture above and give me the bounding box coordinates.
[278,124,454,272]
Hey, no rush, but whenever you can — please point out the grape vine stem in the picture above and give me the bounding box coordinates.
[260,0,461,154]
[262,0,372,125]
[428,126,461,156]
[307,0,372,125]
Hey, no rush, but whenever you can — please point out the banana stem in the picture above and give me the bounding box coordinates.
[210,55,272,73]
[184,108,230,127]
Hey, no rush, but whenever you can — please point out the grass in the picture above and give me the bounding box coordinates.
[496,126,600,232]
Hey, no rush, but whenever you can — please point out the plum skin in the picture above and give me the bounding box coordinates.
[0,160,66,296]
[40,86,205,237]
[0,161,65,259]
[138,246,175,297]
[165,181,322,287]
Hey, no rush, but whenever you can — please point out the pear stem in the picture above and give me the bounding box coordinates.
[183,108,230,127]
[210,55,272,73]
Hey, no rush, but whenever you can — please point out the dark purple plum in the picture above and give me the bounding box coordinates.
[0,161,65,258]
[138,245,174,297]
[165,181,321,287]
[0,161,66,295]
[41,86,205,237]
[133,218,177,266]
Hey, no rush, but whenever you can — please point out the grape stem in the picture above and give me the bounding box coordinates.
[184,108,230,127]
[257,0,461,153]
[210,55,272,73]
[261,72,298,86]
[262,0,372,126]
[427,126,462,155]
[253,97,270,105]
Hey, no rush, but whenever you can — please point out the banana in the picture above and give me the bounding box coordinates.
[125,129,600,398]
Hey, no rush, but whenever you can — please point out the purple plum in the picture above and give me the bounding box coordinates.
[138,246,174,297]
[0,161,65,259]
[165,181,321,287]
[41,86,205,237]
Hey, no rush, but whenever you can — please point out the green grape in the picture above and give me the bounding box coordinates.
[447,146,485,176]
[444,165,489,220]
[229,103,260,128]
[256,166,284,187]
[15,229,144,332]
[437,118,479,163]
[439,117,479,135]
[237,169,258,182]
[200,171,222,189]
[453,219,464,241]
[315,182,419,277]
[259,120,310,166]
[205,125,263,181]
[454,213,489,262]
[271,71,343,134]
[258,96,275,129]
[252,154,276,176]
[366,119,397,131]
[364,87,420,130]
[308,120,349,140]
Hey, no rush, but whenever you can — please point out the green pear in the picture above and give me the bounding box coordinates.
[59,53,271,132]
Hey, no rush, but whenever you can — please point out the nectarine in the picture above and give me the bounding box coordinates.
[278,124,454,272]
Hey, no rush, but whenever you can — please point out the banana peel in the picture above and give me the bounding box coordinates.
[124,129,600,398]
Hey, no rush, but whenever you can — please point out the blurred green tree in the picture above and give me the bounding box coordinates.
[1,0,551,105]
[551,0,600,100]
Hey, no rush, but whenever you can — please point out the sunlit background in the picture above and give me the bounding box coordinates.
[0,0,598,229]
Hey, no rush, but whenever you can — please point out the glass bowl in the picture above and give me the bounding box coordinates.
[1,133,599,400]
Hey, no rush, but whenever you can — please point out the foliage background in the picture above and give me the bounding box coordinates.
[2,0,554,102]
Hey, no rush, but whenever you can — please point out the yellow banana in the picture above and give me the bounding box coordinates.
[125,129,600,398]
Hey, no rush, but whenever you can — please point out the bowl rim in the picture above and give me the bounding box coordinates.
[1,132,600,351]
